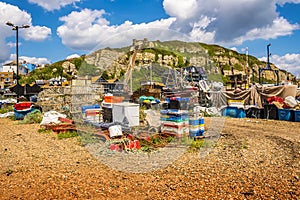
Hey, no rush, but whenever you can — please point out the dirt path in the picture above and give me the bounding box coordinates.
[0,117,300,199]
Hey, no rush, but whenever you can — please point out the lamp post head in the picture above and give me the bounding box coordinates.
[6,21,14,27]
[21,25,30,28]
[6,22,30,29]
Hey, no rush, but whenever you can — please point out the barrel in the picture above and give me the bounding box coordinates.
[198,118,205,135]
[189,117,204,137]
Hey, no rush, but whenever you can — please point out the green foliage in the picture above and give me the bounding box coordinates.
[102,70,110,80]
[151,137,162,145]
[189,139,204,152]
[248,55,263,66]
[234,63,244,71]
[142,48,177,59]
[119,68,126,77]
[221,76,230,84]
[177,55,185,68]
[77,60,98,76]
[222,64,231,71]
[72,57,85,70]
[19,55,88,84]
[140,145,151,152]
[0,105,13,114]
[208,74,223,82]
[199,43,223,56]
[155,53,159,62]
[143,48,156,54]
[57,131,78,140]
[77,131,100,146]
[139,106,147,122]
[19,109,43,124]
[20,65,65,84]
[38,128,52,133]
[166,136,173,143]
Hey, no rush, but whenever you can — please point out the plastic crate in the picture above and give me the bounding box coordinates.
[189,128,204,137]
[292,110,300,122]
[14,102,32,111]
[277,109,292,121]
[246,107,264,119]
[81,104,100,113]
[14,107,35,120]
[169,100,189,110]
[221,106,246,118]
[104,96,124,103]
[264,104,278,120]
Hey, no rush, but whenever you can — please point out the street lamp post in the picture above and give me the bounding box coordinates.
[6,22,30,101]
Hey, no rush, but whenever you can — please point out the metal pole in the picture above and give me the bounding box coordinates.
[6,22,30,102]
[150,63,152,84]
[267,44,271,69]
[252,67,255,84]
[16,26,19,86]
[16,26,20,102]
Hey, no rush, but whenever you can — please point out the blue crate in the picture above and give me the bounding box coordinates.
[222,106,246,118]
[81,104,100,113]
[189,129,204,137]
[14,107,35,120]
[278,109,292,121]
[292,110,300,122]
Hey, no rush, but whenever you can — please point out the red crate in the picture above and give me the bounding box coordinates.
[14,102,32,111]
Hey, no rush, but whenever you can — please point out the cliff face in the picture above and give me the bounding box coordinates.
[84,40,295,83]
[204,43,295,83]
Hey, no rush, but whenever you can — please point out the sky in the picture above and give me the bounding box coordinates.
[0,0,300,77]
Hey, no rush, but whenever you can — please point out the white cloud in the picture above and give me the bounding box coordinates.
[28,0,81,11]
[23,26,52,41]
[55,1,300,53]
[230,47,238,52]
[227,17,299,46]
[19,56,51,65]
[5,54,51,65]
[55,0,300,52]
[276,0,300,6]
[57,9,177,51]
[161,0,300,45]
[66,54,80,59]
[163,0,198,20]
[260,54,300,78]
[0,2,51,62]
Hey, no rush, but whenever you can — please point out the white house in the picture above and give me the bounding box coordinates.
[1,61,29,75]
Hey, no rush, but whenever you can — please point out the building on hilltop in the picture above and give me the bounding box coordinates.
[2,60,29,75]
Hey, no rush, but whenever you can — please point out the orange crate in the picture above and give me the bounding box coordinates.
[112,96,124,103]
[85,109,101,116]
[104,96,124,103]
[104,96,113,103]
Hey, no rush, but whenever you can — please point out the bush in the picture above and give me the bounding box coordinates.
[19,109,43,124]
[0,105,13,114]
[57,131,78,140]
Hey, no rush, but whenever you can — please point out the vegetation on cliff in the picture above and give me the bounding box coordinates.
[20,40,296,85]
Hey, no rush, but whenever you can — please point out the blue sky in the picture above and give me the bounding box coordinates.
[1,0,300,77]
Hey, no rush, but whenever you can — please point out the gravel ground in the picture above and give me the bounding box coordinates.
[0,117,300,199]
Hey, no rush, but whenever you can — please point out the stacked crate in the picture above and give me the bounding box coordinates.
[81,104,101,123]
[101,95,124,123]
[160,109,189,137]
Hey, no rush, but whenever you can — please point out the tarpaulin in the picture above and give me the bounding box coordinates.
[210,84,297,109]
